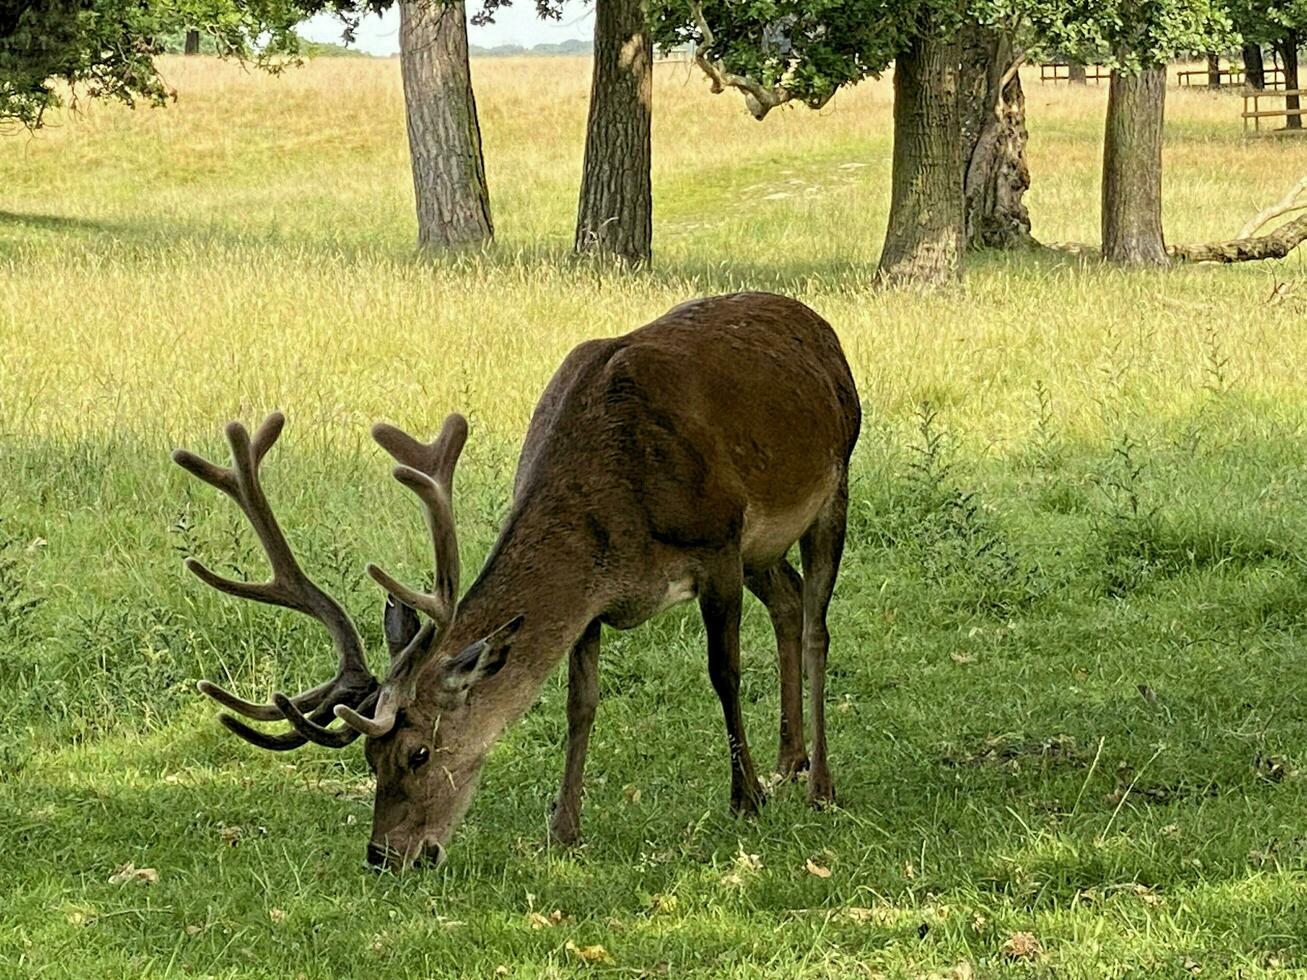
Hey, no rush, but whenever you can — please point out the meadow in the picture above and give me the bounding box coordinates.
[3,52,1307,977]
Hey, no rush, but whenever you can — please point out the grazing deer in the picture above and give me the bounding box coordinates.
[175,291,861,870]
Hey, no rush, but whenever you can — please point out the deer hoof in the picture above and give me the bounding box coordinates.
[731,783,766,817]
[547,804,582,848]
[774,750,810,780]
[807,770,835,808]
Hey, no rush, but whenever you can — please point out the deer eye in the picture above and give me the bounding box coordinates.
[410,747,431,770]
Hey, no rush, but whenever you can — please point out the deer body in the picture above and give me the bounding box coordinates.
[177,291,860,870]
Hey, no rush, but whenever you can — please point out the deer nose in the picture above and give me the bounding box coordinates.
[365,840,403,870]
[418,841,446,869]
[365,839,445,871]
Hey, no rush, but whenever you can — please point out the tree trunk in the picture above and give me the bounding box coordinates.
[1243,43,1265,90]
[1279,33,1301,130]
[1102,63,1168,266]
[399,0,493,249]
[574,0,652,264]
[1068,62,1087,85]
[1206,52,1221,89]
[184,29,200,55]
[960,24,1032,249]
[878,30,964,285]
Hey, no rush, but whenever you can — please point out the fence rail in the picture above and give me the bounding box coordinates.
[1242,89,1307,135]
[1179,66,1287,90]
[1038,63,1111,84]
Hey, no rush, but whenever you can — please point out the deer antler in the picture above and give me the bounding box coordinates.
[335,415,468,738]
[173,413,378,750]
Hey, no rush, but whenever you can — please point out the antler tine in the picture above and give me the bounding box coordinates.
[367,414,467,629]
[215,692,359,751]
[275,690,377,747]
[197,677,333,722]
[173,413,378,745]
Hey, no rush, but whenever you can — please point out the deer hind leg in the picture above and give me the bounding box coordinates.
[799,477,849,807]
[700,557,765,816]
[548,619,602,847]
[745,560,808,779]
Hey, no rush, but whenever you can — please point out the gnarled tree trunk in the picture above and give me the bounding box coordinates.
[1068,62,1087,85]
[184,29,200,55]
[878,29,964,285]
[399,0,493,249]
[1279,33,1301,130]
[1102,63,1168,266]
[960,25,1032,249]
[1206,53,1221,89]
[1243,43,1265,90]
[575,0,652,264]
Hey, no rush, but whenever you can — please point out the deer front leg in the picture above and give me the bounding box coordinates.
[700,560,765,816]
[548,619,601,847]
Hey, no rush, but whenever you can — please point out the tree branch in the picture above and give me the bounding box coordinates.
[688,2,796,120]
[1236,174,1307,238]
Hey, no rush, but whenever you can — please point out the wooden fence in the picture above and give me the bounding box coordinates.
[1242,90,1307,135]
[1178,66,1287,90]
[1038,63,1112,83]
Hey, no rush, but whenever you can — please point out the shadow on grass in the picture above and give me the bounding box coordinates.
[0,209,111,234]
[0,202,1106,299]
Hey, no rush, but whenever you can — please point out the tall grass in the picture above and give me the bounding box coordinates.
[2,54,1307,977]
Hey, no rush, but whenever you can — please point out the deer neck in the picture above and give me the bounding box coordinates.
[430,509,605,747]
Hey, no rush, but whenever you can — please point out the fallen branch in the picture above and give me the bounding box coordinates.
[1045,176,1307,264]
[1170,209,1307,263]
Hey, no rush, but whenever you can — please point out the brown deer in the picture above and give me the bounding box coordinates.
[174,291,861,871]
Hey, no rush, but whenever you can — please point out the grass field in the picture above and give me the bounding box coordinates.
[3,53,1307,977]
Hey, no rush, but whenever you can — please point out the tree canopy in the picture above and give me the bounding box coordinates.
[1228,0,1307,45]
[0,0,384,129]
[1004,0,1237,69]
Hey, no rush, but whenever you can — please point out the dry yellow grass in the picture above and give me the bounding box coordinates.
[1,54,1304,456]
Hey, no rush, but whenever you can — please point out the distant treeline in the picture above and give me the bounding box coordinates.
[157,30,364,57]
[469,39,592,57]
[156,30,594,59]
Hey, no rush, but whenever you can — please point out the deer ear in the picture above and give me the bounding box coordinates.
[438,616,524,693]
[383,595,422,657]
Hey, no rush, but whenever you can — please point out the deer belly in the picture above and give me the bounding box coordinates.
[740,475,838,567]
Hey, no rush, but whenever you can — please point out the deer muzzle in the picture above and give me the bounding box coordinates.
[365,838,445,872]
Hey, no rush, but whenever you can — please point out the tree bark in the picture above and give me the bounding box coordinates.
[1102,64,1168,266]
[878,30,964,285]
[1279,33,1301,130]
[184,29,200,55]
[574,0,652,264]
[1068,62,1087,85]
[960,24,1032,249]
[1243,43,1265,90]
[1206,53,1222,89]
[399,0,493,249]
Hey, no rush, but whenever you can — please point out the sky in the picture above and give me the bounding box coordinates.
[299,2,594,55]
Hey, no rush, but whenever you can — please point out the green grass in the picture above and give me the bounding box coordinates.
[3,55,1307,977]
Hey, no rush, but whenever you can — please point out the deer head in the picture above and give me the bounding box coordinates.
[173,412,521,870]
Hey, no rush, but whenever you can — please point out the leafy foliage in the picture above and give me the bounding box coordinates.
[1227,0,1307,46]
[1003,0,1237,69]
[0,0,172,129]
[649,0,926,107]
[0,0,389,129]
